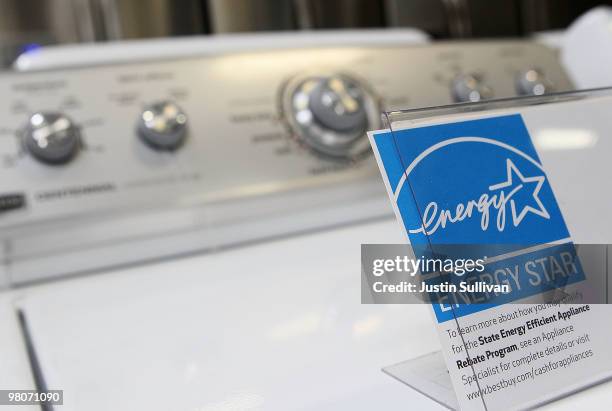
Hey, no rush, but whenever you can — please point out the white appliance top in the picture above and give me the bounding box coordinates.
[14,219,446,411]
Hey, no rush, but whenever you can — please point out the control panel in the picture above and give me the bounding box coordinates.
[0,40,573,284]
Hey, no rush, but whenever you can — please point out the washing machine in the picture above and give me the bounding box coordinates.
[0,31,581,410]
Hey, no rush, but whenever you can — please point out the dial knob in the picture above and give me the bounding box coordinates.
[22,112,80,165]
[451,74,493,103]
[515,69,552,96]
[138,101,188,150]
[282,73,379,159]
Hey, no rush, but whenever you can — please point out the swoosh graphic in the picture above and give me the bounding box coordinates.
[393,136,545,200]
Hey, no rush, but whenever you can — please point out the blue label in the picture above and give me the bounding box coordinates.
[372,114,583,322]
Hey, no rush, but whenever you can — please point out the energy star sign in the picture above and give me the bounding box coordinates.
[369,98,612,411]
[374,114,569,244]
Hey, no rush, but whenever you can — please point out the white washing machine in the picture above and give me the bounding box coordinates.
[0,31,585,410]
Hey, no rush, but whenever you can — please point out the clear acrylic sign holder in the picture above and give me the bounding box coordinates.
[376,88,612,410]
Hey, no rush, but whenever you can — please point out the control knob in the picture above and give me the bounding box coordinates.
[138,101,188,150]
[515,69,552,96]
[281,73,379,159]
[451,74,493,103]
[22,112,80,164]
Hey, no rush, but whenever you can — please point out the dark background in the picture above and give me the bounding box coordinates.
[1,0,612,68]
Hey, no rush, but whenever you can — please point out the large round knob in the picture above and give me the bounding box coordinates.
[515,69,552,96]
[281,73,380,159]
[451,74,493,103]
[22,112,80,165]
[138,101,188,150]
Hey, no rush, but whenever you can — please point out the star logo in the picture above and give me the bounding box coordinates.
[488,158,550,227]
